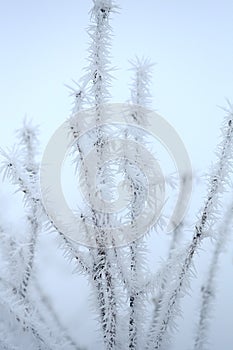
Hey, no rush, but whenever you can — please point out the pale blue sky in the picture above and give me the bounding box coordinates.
[1,0,233,168]
[1,1,233,349]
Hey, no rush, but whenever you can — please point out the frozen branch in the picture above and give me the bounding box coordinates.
[193,202,233,350]
[126,57,155,349]
[0,149,91,276]
[147,104,233,349]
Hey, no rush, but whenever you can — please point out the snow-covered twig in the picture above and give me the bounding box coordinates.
[0,149,90,276]
[193,202,233,350]
[147,104,233,349]
[126,57,155,349]
[67,2,119,348]
[16,120,40,297]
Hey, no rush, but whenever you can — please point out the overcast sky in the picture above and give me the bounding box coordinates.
[1,0,233,167]
[1,1,233,349]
